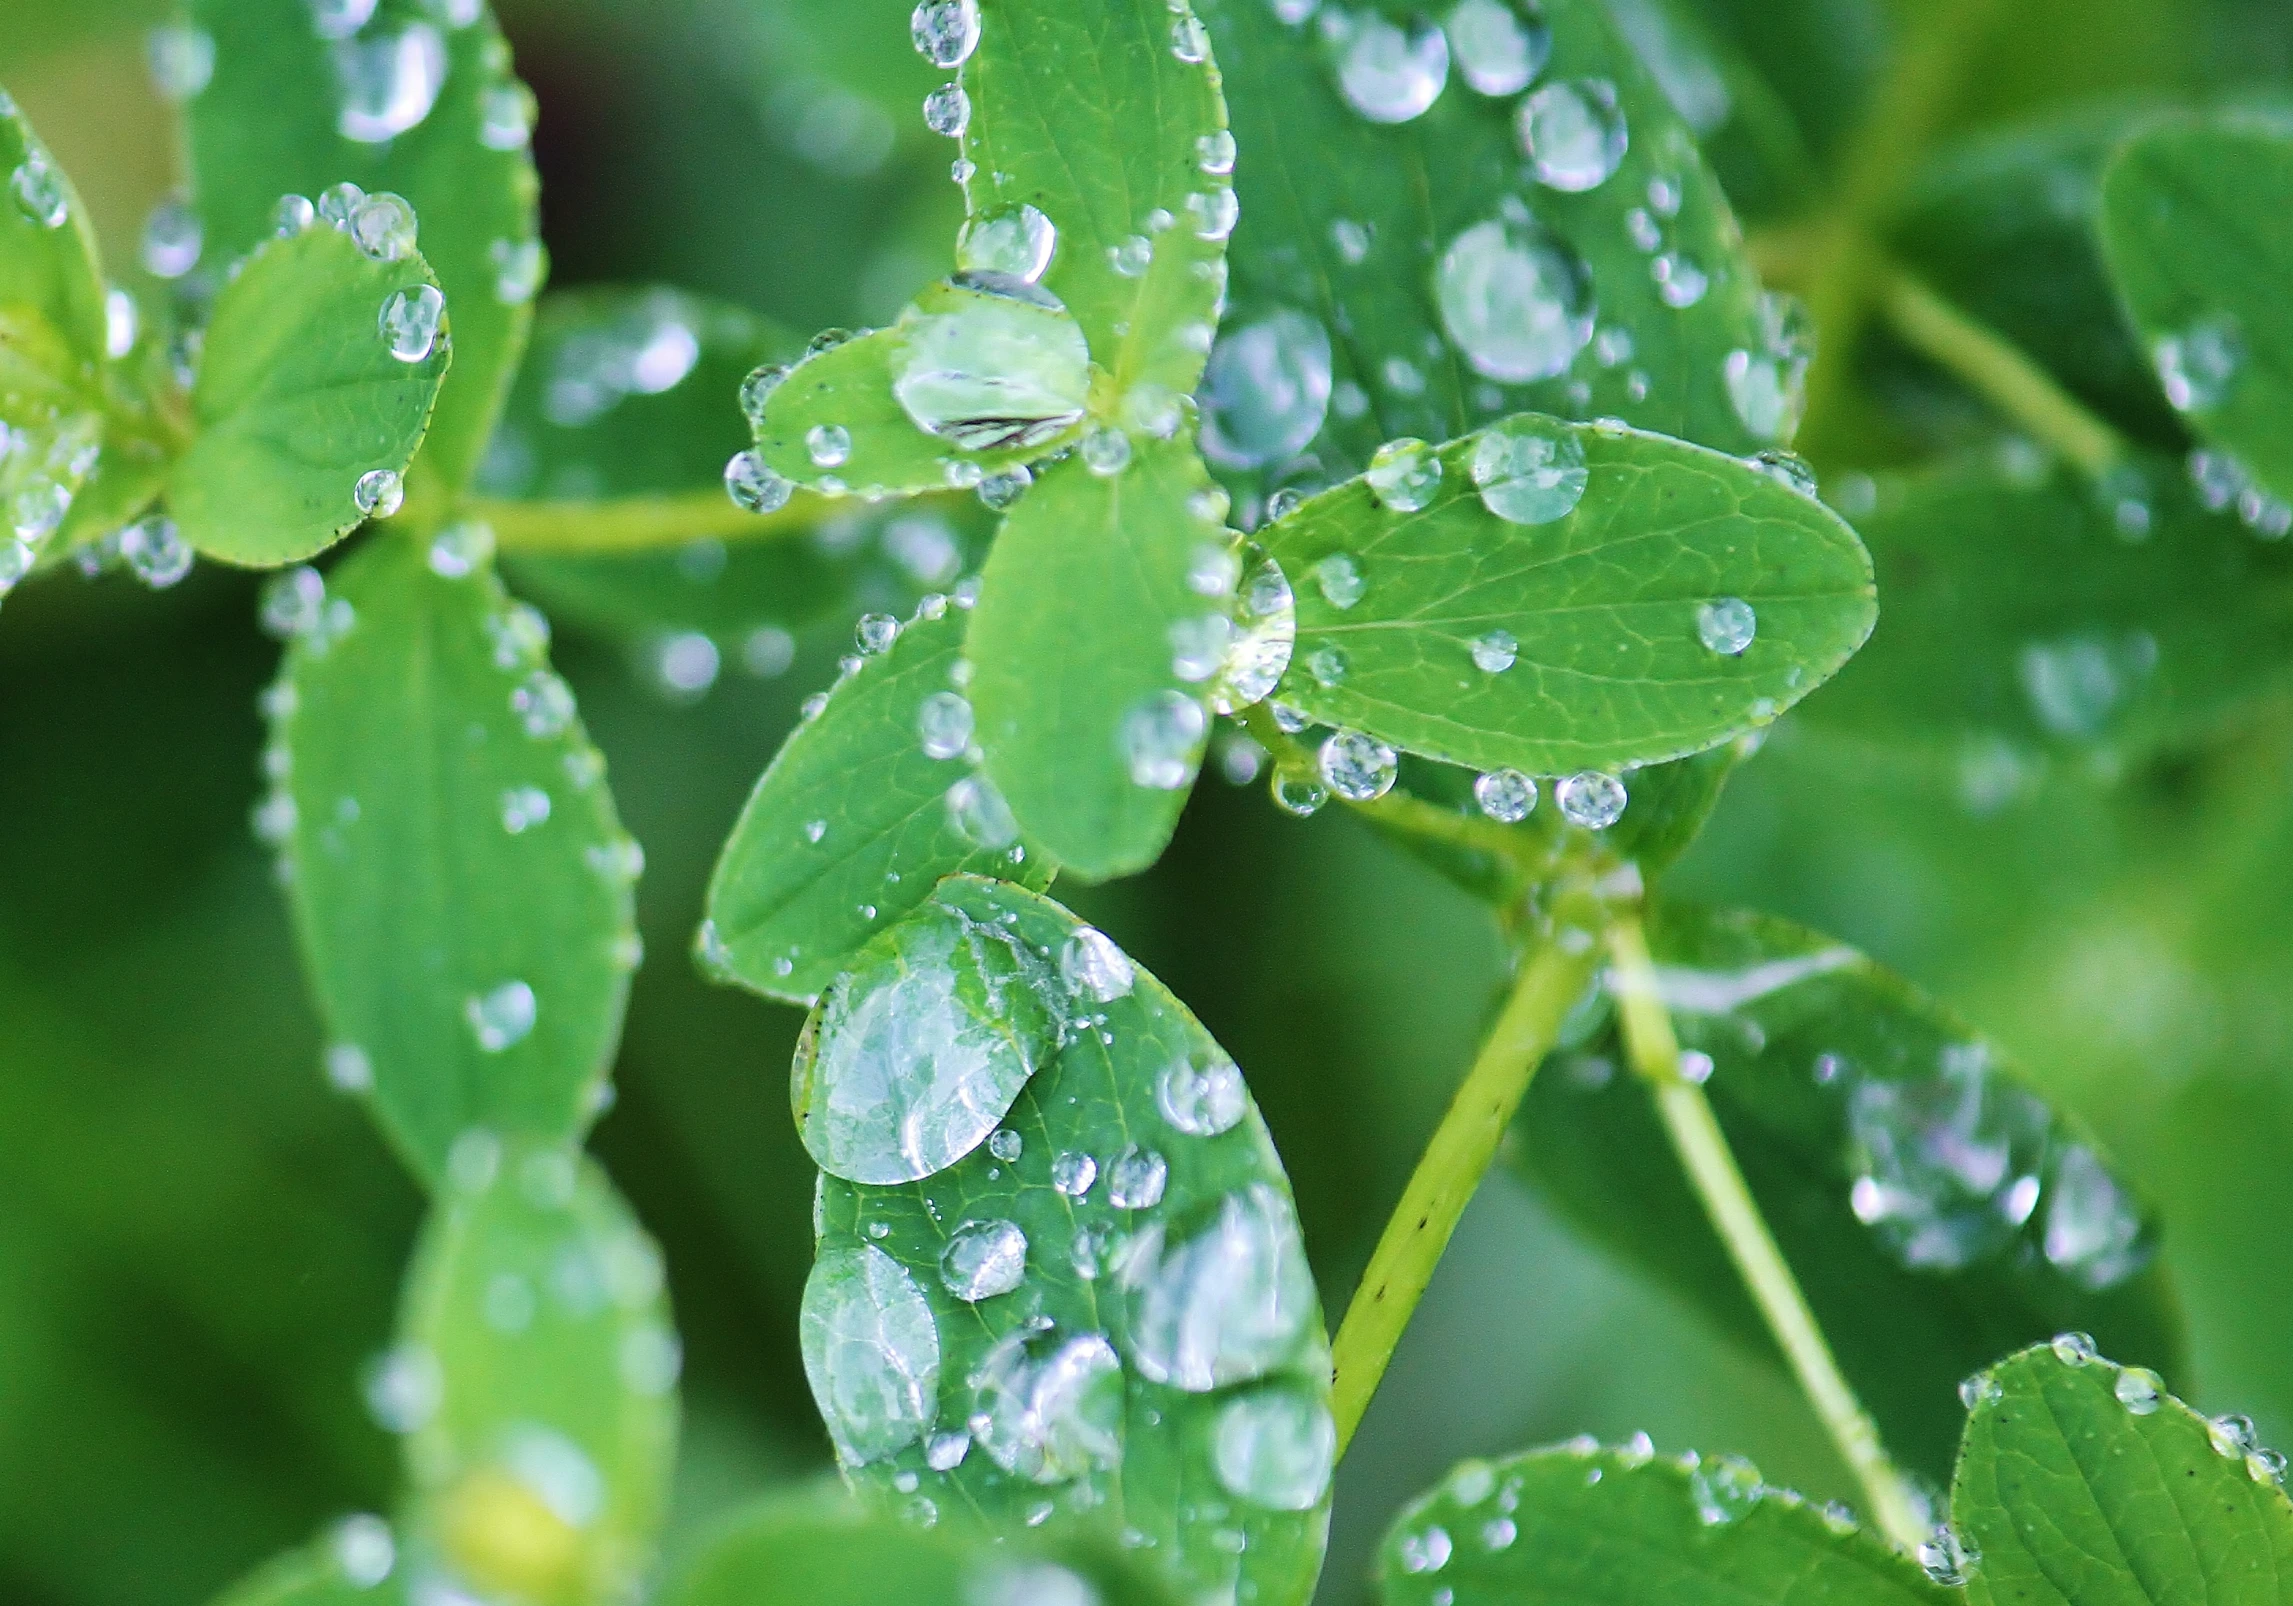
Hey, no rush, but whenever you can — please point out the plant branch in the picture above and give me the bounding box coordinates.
[476,491,819,555]
[1605,915,1930,1551]
[1329,928,1603,1454]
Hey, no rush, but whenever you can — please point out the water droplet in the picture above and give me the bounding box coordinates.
[2042,1143,2151,1291]
[1213,1383,1335,1509]
[739,364,790,427]
[1201,310,1334,469]
[1306,643,1349,687]
[9,147,68,229]
[977,465,1034,509]
[1519,78,1628,191]
[512,671,576,738]
[1697,597,1756,656]
[1689,1455,1763,1525]
[141,195,202,279]
[1470,629,1519,673]
[2113,1367,2162,1415]
[1556,771,1625,828]
[1124,691,1207,790]
[331,1513,395,1587]
[428,520,495,578]
[1471,416,1587,523]
[807,423,853,468]
[1157,1053,1248,1136]
[1211,558,1297,715]
[1083,426,1133,476]
[380,283,445,362]
[500,785,552,834]
[2017,631,2155,741]
[923,83,971,138]
[1725,292,1813,444]
[940,1218,1028,1301]
[1653,250,1709,308]
[1313,552,1365,608]
[1199,129,1239,175]
[362,1343,441,1433]
[726,450,795,514]
[893,277,1091,453]
[801,1242,941,1464]
[2209,1414,2258,1458]
[1126,1183,1314,1390]
[1331,12,1450,123]
[147,23,217,101]
[465,980,537,1052]
[1061,927,1136,1002]
[957,202,1057,282]
[1319,730,1397,801]
[1958,1371,2003,1411]
[2250,1449,2289,1486]
[1437,220,1595,383]
[912,0,980,66]
[1051,1152,1098,1198]
[334,22,447,143]
[1272,772,1329,816]
[969,1328,1124,1483]
[103,286,139,359]
[1918,1527,1979,1586]
[2153,314,2243,412]
[946,773,1021,849]
[120,517,193,589]
[1444,0,1549,96]
[917,690,975,761]
[326,1042,374,1093]
[926,1429,972,1471]
[1189,188,1241,241]
[1474,769,1537,822]
[1849,1050,2050,1271]
[1367,438,1444,512]
[355,468,405,519]
[1398,1526,1453,1574]
[1106,1145,1169,1210]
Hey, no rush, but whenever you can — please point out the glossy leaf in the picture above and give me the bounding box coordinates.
[186,0,542,492]
[1380,1441,1949,1606]
[962,0,1233,396]
[1258,417,1875,774]
[208,1531,408,1606]
[0,93,106,374]
[970,435,1228,880]
[393,1138,678,1606]
[1194,0,1786,519]
[173,224,448,566]
[704,599,1056,1005]
[1511,902,2184,1484]
[1953,1343,2293,1606]
[269,535,638,1185]
[1808,452,2293,762]
[803,877,1333,1606]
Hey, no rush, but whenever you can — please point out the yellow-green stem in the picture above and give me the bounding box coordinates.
[1606,916,1929,1551]
[1329,932,1602,1453]
[476,491,819,555]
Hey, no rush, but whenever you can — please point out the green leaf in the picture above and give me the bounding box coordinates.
[802,876,1333,1606]
[961,0,1233,398]
[186,0,542,493]
[394,1137,678,1606]
[0,91,107,373]
[1511,902,2185,1485]
[1379,1442,1950,1606]
[1954,1343,2293,1606]
[1193,0,1790,519]
[1807,452,2293,763]
[1258,417,1875,774]
[704,599,1057,1005]
[2100,115,2293,502]
[970,435,1228,880]
[269,534,639,1185]
[208,1531,407,1606]
[173,224,448,566]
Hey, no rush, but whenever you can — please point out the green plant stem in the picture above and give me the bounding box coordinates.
[1879,268,2127,474]
[1606,915,1930,1552]
[476,491,818,555]
[1328,932,1602,1454]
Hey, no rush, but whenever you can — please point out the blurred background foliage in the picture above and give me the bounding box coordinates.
[3,0,2293,1601]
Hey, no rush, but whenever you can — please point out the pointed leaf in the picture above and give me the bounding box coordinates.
[0,93,106,371]
[802,877,1333,1606]
[268,535,639,1185]
[174,224,448,566]
[1380,1442,1949,1606]
[970,435,1229,879]
[705,599,1056,1006]
[1259,417,1874,773]
[209,1530,408,1606]
[1511,902,2184,1485]
[1953,1343,2293,1606]
[186,0,542,492]
[394,1138,678,1606]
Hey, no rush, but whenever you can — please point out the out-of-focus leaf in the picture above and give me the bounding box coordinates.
[0,92,106,371]
[1604,0,1821,222]
[173,225,447,566]
[271,535,638,1185]
[208,1534,407,1606]
[1512,902,2185,1484]
[186,0,541,493]
[394,1138,678,1606]
[802,877,1333,1606]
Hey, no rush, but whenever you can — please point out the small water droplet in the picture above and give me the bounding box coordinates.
[808,424,853,467]
[923,83,971,138]
[1061,927,1136,1002]
[2209,1414,2258,1459]
[500,785,551,834]
[1918,1527,1980,1586]
[355,468,405,519]
[2113,1367,2162,1415]
[1689,1454,1763,1526]
[918,691,975,761]
[725,450,795,514]
[1313,552,1365,608]
[465,980,537,1053]
[1198,129,1238,175]
[1697,597,1756,656]
[1556,771,1625,829]
[334,21,447,143]
[1083,426,1133,476]
[1319,730,1397,801]
[1331,12,1451,123]
[141,195,202,279]
[1052,1152,1098,1197]
[120,517,193,589]
[1157,1053,1248,1136]
[2153,314,2243,412]
[380,283,446,363]
[940,1218,1028,1301]
[1398,1526,1453,1574]
[1106,1145,1169,1210]
[1124,691,1208,790]
[1272,772,1329,816]
[1470,628,1519,673]
[1366,438,1444,512]
[911,0,981,67]
[1474,769,1537,822]
[1519,78,1628,192]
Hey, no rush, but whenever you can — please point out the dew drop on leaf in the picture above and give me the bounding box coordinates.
[380,283,446,363]
[1555,771,1626,829]
[2152,313,2243,412]
[1125,1183,1314,1390]
[1437,220,1596,383]
[923,83,971,138]
[939,1218,1028,1302]
[10,148,68,228]
[333,22,447,144]
[1106,1144,1169,1210]
[1470,416,1587,523]
[1443,0,1549,96]
[956,202,1058,283]
[1696,597,1756,656]
[968,1328,1124,1483]
[1051,1152,1098,1197]
[1366,438,1444,512]
[1123,691,1208,790]
[141,196,202,279]
[918,690,975,760]
[893,278,1091,452]
[911,0,981,67]
[1200,311,1334,470]
[1518,78,1628,192]
[1313,552,1365,608]
[1470,628,1519,673]
[1473,768,1537,822]
[464,979,537,1052]
[725,450,795,514]
[1688,1454,1762,1525]
[2113,1366,2163,1414]
[1319,730,1397,801]
[1060,927,1135,1003]
[1330,12,1451,124]
[1211,1383,1336,1510]
[354,468,406,519]
[1156,1053,1247,1136]
[801,1242,941,1465]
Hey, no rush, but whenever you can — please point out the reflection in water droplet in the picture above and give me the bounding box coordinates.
[1470,629,1518,673]
[893,277,1091,453]
[940,1218,1028,1301]
[1331,12,1451,123]
[1555,771,1626,829]
[1367,438,1444,512]
[2043,1144,2151,1291]
[1696,597,1756,656]
[1052,1151,1098,1198]
[1124,691,1208,790]
[1212,558,1298,716]
[380,284,446,363]
[334,23,447,144]
[1314,552,1366,608]
[911,0,981,68]
[1107,1145,1169,1210]
[1319,730,1398,801]
[1125,1184,1315,1391]
[801,1242,941,1464]
[2113,1367,2162,1415]
[1061,927,1136,1002]
[1157,1054,1248,1136]
[1519,79,1627,192]
[957,203,1058,283]
[969,1327,1124,1484]
[1470,416,1587,523]
[1689,1455,1763,1525]
[464,980,537,1052]
[1848,1047,2051,1272]
[1437,220,1595,383]
[1201,311,1334,470]
[1474,769,1537,823]
[1213,1383,1336,1509]
[1444,0,1549,96]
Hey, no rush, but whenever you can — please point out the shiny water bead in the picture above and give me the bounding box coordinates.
[1471,415,1588,523]
[1397,1526,1453,1573]
[1306,643,1348,686]
[2251,1449,2291,1486]
[2153,314,2243,412]
[1123,691,1207,790]
[142,197,203,279]
[923,83,971,138]
[1213,1385,1336,1510]
[428,520,495,579]
[1082,427,1133,477]
[1210,558,1297,716]
[1187,188,1241,243]
[851,612,898,656]
[2045,1330,2098,1368]
[725,450,795,514]
[893,278,1091,453]
[1653,251,1709,308]
[1157,1054,1247,1137]
[956,203,1058,283]
[10,148,68,228]
[1444,0,1548,95]
[1555,770,1626,829]
[261,566,328,638]
[1172,13,1214,62]
[1958,1371,2002,1410]
[1271,772,1328,816]
[1918,1527,1980,1587]
[2043,1143,2151,1291]
[349,191,417,261]
[512,671,576,738]
[806,424,853,468]
[1437,218,1595,382]
[1520,78,1628,192]
[1690,1455,1763,1526]
[1332,11,1451,124]
[1366,438,1443,512]
[354,467,405,518]
[335,21,448,143]
[1724,291,1814,443]
[939,1219,1027,1302]
[912,0,981,66]
[1200,310,1334,470]
[2113,1367,2163,1414]
[991,1129,1026,1162]
[120,517,194,589]
[738,364,790,426]
[1051,1151,1098,1198]
[1319,730,1397,801]
[148,23,216,100]
[946,773,1021,848]
[1473,768,1537,823]
[380,283,446,362]
[802,1242,941,1464]
[273,193,318,238]
[2208,1413,2258,1458]
[1127,1183,1314,1390]
[1061,926,1135,1002]
[464,980,538,1052]
[1106,1144,1169,1211]
[478,81,538,151]
[1696,596,1756,656]
[1313,552,1365,608]
[1470,628,1518,673]
[969,1327,1125,1483]
[1198,129,1239,176]
[500,785,552,834]
[917,690,974,760]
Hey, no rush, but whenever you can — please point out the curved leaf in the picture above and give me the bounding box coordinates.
[392,1138,678,1606]
[970,435,1229,879]
[268,534,638,1185]
[1380,1441,1949,1606]
[705,599,1056,1005]
[0,92,106,372]
[175,224,448,566]
[1258,417,1875,774]
[209,1531,408,1606]
[802,876,1333,1606]
[186,0,542,492]
[1511,902,2185,1485]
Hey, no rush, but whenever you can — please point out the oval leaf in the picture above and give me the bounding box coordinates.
[1258,417,1874,774]
[175,225,447,565]
[267,534,639,1184]
[1380,1441,1950,1606]
[970,435,1230,879]
[0,92,106,372]
[801,876,1334,1606]
[1511,902,2184,1484]
[392,1137,679,1606]
[186,0,542,493]
[705,599,1055,1005]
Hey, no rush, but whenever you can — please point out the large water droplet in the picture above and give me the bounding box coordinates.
[1106,1145,1169,1210]
[1201,310,1334,470]
[1470,415,1587,523]
[1124,1184,1315,1391]
[1519,78,1628,192]
[349,191,417,262]
[1211,557,1297,715]
[957,203,1058,283]
[1444,0,1549,96]
[1697,597,1756,656]
[893,277,1092,453]
[1724,292,1813,444]
[940,1218,1028,1301]
[355,467,405,519]
[1331,12,1451,124]
[1366,438,1444,512]
[334,22,447,143]
[1123,691,1208,790]
[1213,1383,1336,1509]
[1061,927,1135,1003]
[1319,730,1397,801]
[911,0,981,67]
[1689,1454,1763,1525]
[2042,1143,2151,1291]
[1436,220,1595,383]
[9,148,68,229]
[1052,1152,1098,1197]
[380,283,446,363]
[801,1242,941,1464]
[1847,1047,2050,1271]
[1156,1053,1248,1136]
[726,450,796,514]
[1555,771,1625,829]
[969,1327,1124,1484]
